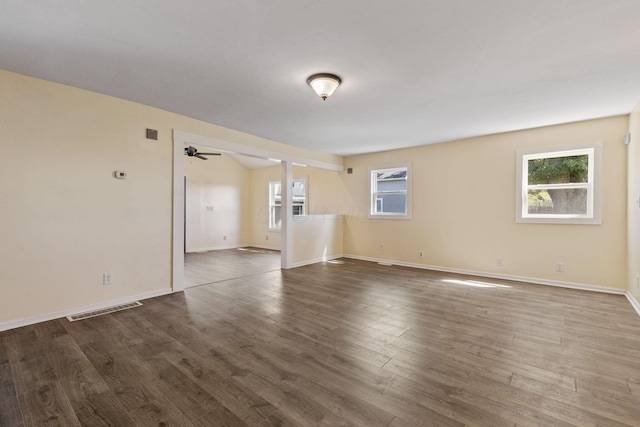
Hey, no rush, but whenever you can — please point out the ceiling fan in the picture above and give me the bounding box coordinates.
[184,145,221,160]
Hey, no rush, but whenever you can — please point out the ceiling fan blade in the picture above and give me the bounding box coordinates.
[199,152,222,156]
[195,154,208,160]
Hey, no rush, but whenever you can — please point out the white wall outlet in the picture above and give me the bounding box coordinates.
[496,258,503,266]
[556,262,564,272]
[103,273,113,285]
[223,235,227,241]
[419,250,424,258]
[379,243,384,251]
[265,235,269,241]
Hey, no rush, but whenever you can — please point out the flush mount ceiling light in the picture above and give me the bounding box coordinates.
[307,73,341,100]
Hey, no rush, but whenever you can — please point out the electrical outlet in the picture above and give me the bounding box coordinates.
[496,258,503,266]
[419,251,424,258]
[103,273,113,285]
[266,235,269,241]
[223,235,227,241]
[379,244,384,251]
[556,262,564,272]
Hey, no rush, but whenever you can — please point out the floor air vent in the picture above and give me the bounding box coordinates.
[66,301,142,322]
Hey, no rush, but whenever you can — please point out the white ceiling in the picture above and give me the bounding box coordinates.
[2,1,640,156]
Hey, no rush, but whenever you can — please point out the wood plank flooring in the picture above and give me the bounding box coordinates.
[2,257,640,426]
[184,247,280,288]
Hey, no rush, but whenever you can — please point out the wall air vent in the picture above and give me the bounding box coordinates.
[66,301,142,322]
[146,128,158,140]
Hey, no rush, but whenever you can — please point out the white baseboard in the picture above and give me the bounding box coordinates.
[293,214,344,221]
[626,292,640,317]
[343,254,626,295]
[6,259,636,333]
[249,244,281,251]
[186,243,249,253]
[0,288,173,333]
[291,254,344,268]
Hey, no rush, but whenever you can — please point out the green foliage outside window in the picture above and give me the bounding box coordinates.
[527,154,589,215]
[528,155,588,184]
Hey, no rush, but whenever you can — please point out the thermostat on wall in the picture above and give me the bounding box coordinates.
[114,171,127,179]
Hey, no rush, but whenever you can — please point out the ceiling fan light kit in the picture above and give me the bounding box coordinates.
[307,73,341,100]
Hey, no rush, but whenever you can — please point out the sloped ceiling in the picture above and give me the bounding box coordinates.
[2,1,640,155]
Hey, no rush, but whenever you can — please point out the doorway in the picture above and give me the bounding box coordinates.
[172,129,343,292]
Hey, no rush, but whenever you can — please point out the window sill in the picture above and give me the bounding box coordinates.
[368,214,412,220]
[516,216,601,225]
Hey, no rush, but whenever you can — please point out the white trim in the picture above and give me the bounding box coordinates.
[291,254,344,268]
[516,141,603,225]
[186,244,249,253]
[343,254,625,295]
[293,214,344,221]
[174,130,343,172]
[368,163,412,220]
[0,288,172,332]
[268,178,308,230]
[626,292,640,317]
[281,161,293,269]
[172,132,185,293]
[250,244,281,251]
[268,180,281,231]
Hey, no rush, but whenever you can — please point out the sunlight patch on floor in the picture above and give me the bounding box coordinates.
[441,279,511,288]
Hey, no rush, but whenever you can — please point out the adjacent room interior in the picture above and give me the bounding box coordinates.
[2,1,640,426]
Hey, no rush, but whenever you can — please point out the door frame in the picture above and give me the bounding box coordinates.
[171,130,342,292]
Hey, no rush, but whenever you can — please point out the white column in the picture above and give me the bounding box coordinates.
[281,161,293,269]
[172,134,185,292]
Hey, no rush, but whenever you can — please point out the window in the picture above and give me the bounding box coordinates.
[369,165,411,219]
[269,179,306,230]
[516,142,602,224]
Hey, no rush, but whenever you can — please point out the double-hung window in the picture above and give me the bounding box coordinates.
[369,165,411,219]
[516,141,602,224]
[269,179,306,230]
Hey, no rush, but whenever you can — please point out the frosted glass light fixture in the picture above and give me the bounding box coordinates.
[307,73,341,100]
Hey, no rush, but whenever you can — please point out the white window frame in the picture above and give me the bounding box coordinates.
[369,164,412,220]
[516,141,602,224]
[269,178,307,231]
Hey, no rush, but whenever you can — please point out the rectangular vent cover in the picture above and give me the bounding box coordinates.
[146,128,158,140]
[67,301,142,322]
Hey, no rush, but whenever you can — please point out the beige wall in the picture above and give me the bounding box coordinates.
[184,154,250,252]
[343,116,629,290]
[628,103,640,299]
[304,166,353,216]
[0,69,340,325]
[293,216,344,265]
[249,166,282,249]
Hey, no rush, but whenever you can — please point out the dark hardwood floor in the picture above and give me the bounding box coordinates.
[184,247,280,288]
[2,258,640,426]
